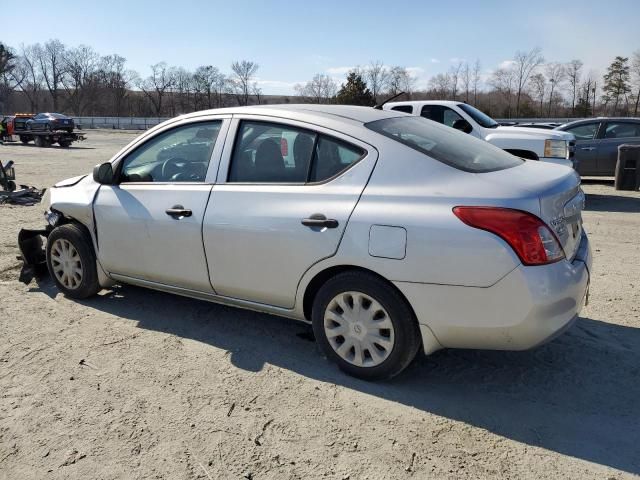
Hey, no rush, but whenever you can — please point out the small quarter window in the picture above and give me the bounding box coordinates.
[310,136,365,182]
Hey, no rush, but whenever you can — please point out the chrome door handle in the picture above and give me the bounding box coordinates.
[580,147,596,151]
[302,213,339,229]
[165,205,192,218]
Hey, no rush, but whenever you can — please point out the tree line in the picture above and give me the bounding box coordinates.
[1,40,639,119]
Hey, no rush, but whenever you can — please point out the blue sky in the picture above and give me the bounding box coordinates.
[4,0,639,94]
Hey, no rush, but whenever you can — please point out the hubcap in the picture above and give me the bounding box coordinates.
[50,239,83,290]
[324,291,395,368]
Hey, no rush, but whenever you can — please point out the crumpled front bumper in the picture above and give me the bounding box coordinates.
[17,228,50,284]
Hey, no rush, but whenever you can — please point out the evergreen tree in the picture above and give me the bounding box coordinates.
[336,72,374,106]
[602,56,630,115]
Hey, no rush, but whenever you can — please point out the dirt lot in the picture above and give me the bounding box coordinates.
[1,131,639,480]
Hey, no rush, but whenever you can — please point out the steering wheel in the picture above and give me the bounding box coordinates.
[161,157,187,180]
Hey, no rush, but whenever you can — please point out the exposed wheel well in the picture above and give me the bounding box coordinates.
[504,149,539,160]
[302,265,416,323]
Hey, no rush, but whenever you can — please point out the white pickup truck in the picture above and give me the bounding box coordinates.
[383,100,576,168]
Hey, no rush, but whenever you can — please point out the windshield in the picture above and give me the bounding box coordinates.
[457,104,499,129]
[365,116,523,173]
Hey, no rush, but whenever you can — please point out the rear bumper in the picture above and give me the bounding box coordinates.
[396,232,591,353]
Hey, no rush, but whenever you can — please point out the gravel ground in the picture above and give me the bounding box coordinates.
[1,131,639,480]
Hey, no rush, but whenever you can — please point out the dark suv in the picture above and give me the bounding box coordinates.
[556,118,640,176]
[25,113,75,133]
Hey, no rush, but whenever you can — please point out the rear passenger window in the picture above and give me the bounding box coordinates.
[603,122,640,139]
[228,121,316,183]
[228,121,365,184]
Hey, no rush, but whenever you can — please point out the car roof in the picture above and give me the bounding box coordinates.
[385,100,460,108]
[559,117,640,129]
[180,104,403,126]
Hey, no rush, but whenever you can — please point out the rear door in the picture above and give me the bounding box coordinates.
[203,116,377,308]
[94,118,229,292]
[597,121,640,175]
[562,121,601,175]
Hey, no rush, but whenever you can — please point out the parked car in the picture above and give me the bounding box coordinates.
[383,101,576,168]
[555,118,640,176]
[26,113,75,133]
[20,105,591,380]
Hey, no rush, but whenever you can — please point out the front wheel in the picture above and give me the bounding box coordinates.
[312,271,422,380]
[46,224,100,299]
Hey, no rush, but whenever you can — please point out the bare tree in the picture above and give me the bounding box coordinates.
[138,62,176,116]
[448,62,463,100]
[472,59,482,104]
[566,59,583,116]
[545,62,565,116]
[11,44,44,111]
[529,72,547,116]
[193,65,226,109]
[429,73,453,99]
[461,62,471,102]
[365,60,389,103]
[62,45,99,115]
[98,54,135,117]
[0,43,18,112]
[513,47,544,116]
[37,39,67,111]
[294,73,337,103]
[631,50,640,116]
[387,66,414,96]
[230,60,259,106]
[490,67,517,117]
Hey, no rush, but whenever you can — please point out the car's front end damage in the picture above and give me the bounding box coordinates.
[17,174,104,285]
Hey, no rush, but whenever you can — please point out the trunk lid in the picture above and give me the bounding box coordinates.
[478,161,584,260]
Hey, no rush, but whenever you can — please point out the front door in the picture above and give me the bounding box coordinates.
[563,121,601,175]
[93,119,226,292]
[203,118,377,308]
[597,121,640,175]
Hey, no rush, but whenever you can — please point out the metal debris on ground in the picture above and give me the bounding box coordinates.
[1,160,45,205]
[0,186,45,205]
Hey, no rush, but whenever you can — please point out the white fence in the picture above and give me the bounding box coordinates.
[72,117,170,130]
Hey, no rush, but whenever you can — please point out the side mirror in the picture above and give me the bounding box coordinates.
[452,119,473,134]
[93,162,114,184]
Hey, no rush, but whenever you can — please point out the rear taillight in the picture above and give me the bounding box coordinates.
[453,206,565,266]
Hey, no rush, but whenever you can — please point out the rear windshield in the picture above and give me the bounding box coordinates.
[365,116,523,173]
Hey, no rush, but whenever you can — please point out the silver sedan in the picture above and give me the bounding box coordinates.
[21,105,592,380]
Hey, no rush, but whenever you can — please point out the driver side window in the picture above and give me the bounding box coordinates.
[120,121,222,183]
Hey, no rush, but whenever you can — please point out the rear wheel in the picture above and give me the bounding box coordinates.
[58,140,71,148]
[312,271,422,380]
[46,224,100,299]
[20,136,29,144]
[34,135,43,147]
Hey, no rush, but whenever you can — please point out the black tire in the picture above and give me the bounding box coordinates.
[58,140,71,148]
[6,180,16,192]
[312,271,422,380]
[20,136,29,144]
[34,135,43,147]
[46,223,100,299]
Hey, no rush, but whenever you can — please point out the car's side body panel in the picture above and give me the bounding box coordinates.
[203,114,379,308]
